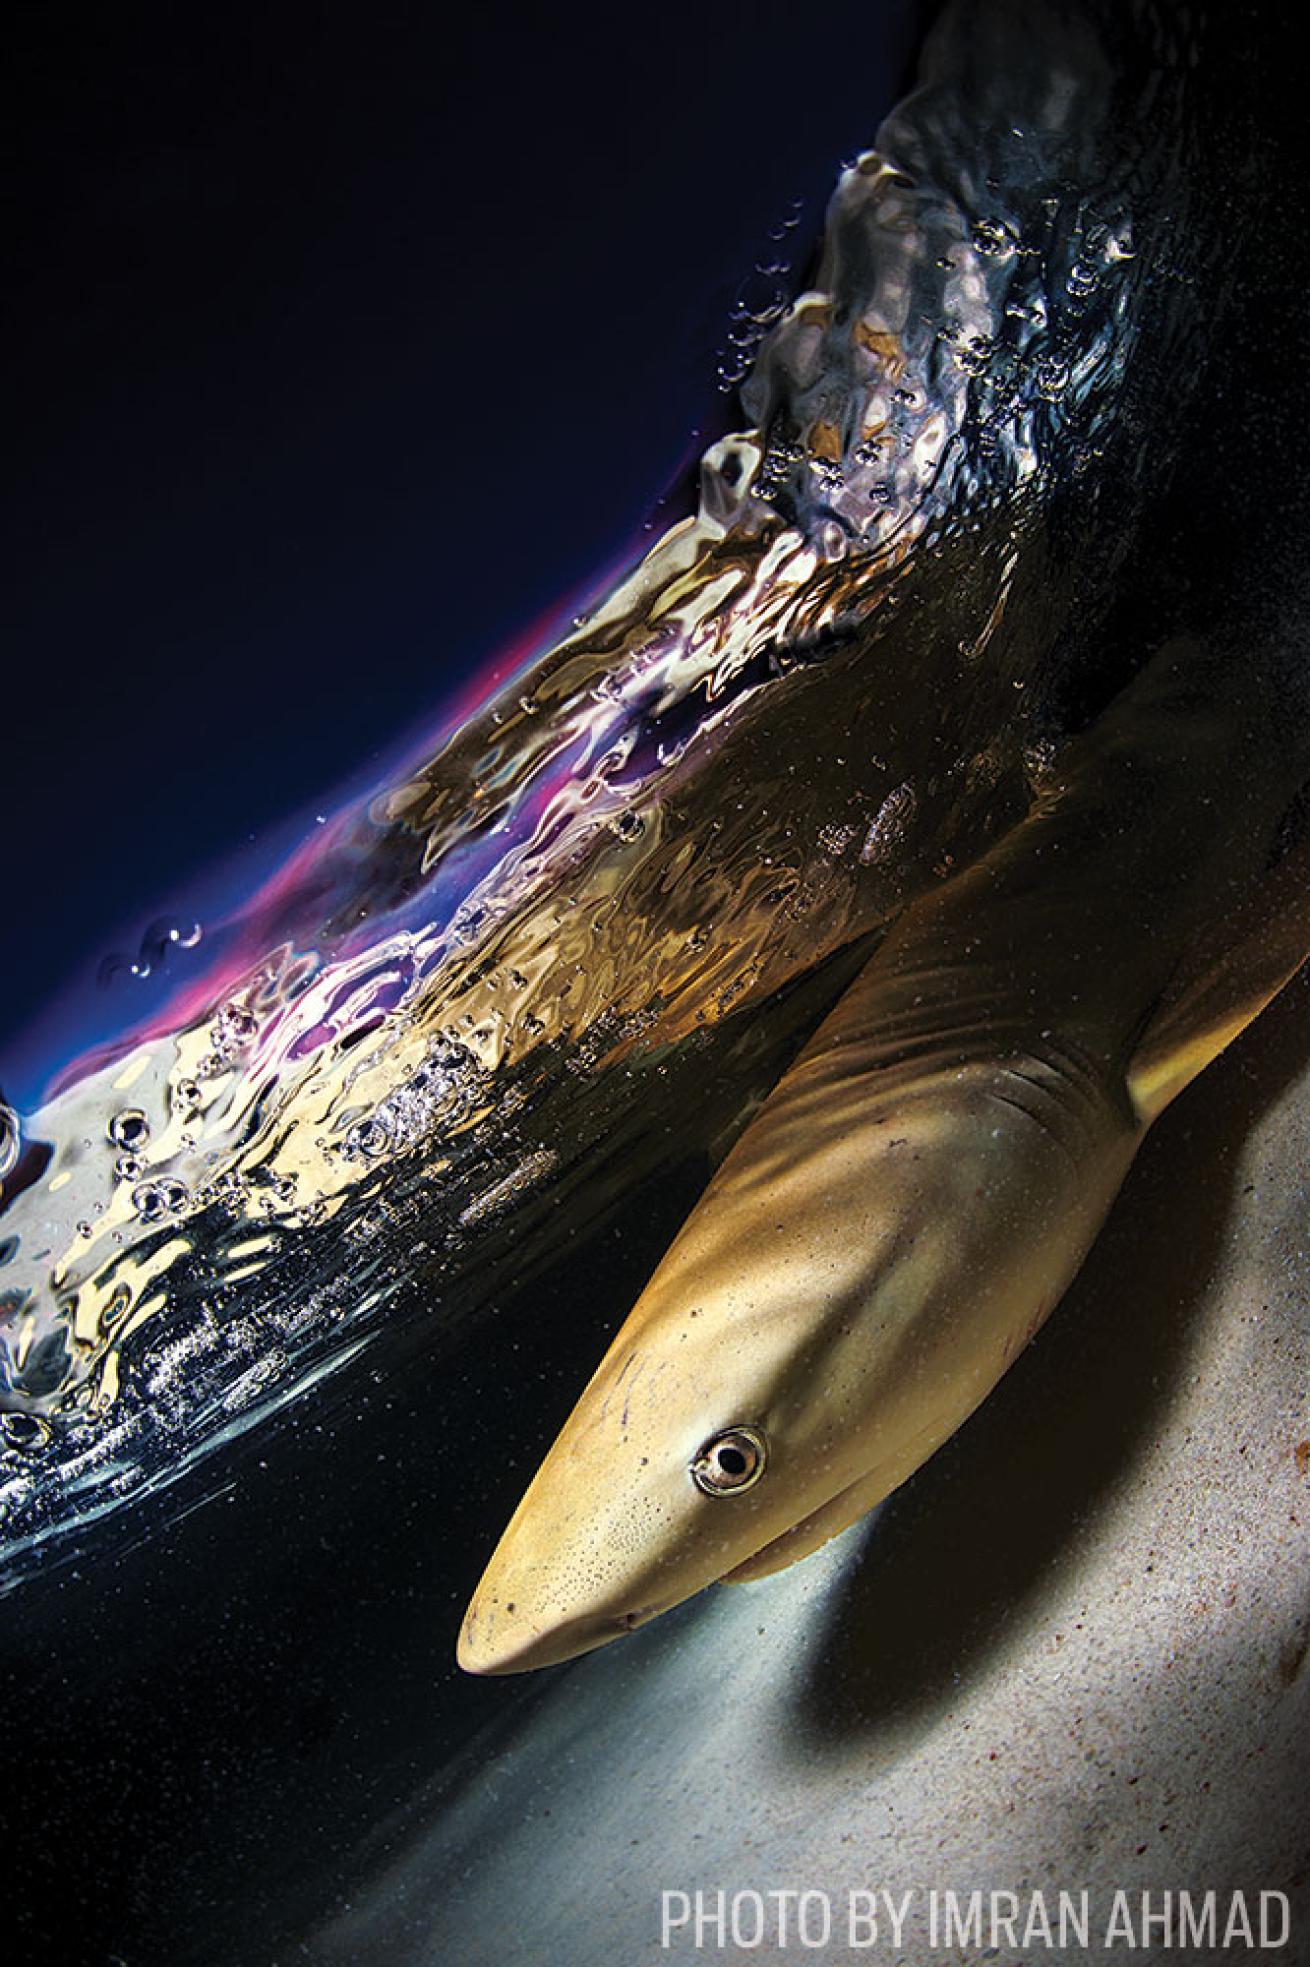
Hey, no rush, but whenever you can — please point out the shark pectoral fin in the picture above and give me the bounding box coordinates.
[1128,829,1310,1126]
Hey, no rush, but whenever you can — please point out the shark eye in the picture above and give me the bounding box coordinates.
[691,1424,767,1496]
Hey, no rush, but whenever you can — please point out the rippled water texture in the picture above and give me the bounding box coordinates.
[0,0,1239,1577]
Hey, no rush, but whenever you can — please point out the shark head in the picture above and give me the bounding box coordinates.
[457,1015,1137,1675]
[455,1231,895,1676]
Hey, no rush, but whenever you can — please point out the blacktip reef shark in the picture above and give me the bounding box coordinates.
[458,629,1310,1673]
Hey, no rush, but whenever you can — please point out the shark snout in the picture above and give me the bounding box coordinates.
[458,1563,660,1675]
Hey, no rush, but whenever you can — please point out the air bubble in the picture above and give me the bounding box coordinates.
[345,1117,391,1160]
[108,1109,151,1152]
[954,333,996,377]
[1,1412,51,1452]
[972,216,1018,258]
[132,1177,189,1223]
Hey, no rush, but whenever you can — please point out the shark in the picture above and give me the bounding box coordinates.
[459,628,1310,1672]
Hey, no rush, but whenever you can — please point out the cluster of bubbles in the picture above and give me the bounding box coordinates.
[341,1035,482,1163]
[714,198,807,394]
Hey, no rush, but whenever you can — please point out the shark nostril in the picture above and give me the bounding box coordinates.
[691,1423,768,1496]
